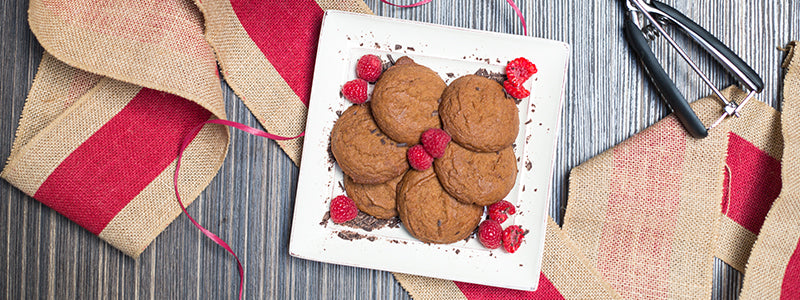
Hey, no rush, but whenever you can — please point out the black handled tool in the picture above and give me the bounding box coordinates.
[623,0,764,138]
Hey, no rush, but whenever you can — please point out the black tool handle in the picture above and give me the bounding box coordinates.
[652,0,764,92]
[623,17,709,138]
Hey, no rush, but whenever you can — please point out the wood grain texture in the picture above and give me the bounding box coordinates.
[0,0,796,299]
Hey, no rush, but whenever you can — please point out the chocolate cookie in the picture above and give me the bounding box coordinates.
[371,56,446,144]
[440,75,519,152]
[396,168,483,244]
[331,104,409,184]
[434,142,517,206]
[344,174,402,219]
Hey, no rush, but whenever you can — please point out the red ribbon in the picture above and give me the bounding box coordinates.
[380,0,527,36]
[174,119,304,300]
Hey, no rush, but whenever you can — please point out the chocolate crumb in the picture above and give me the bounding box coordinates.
[337,231,367,241]
[374,42,381,49]
[484,58,490,63]
[402,241,408,244]
[390,240,399,244]
[347,37,351,40]
[446,72,455,78]
[475,87,481,91]
[455,249,461,254]
[525,160,532,171]
[360,43,364,46]
[341,212,401,232]
[522,185,526,192]
[525,120,532,125]
[519,264,524,267]
[407,47,415,51]
[489,252,493,257]
[367,236,377,242]
[534,188,538,192]
[395,44,402,50]
[336,110,343,117]
[539,123,543,126]
[396,143,408,147]
[380,139,386,145]
[496,58,501,63]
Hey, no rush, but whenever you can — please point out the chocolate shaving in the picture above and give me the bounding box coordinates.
[336,110,343,117]
[395,44,402,50]
[474,68,506,85]
[387,54,396,65]
[407,46,415,51]
[337,231,367,241]
[338,181,345,191]
[320,212,331,227]
[525,119,532,125]
[341,212,401,232]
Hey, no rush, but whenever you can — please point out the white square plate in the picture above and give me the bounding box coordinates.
[289,11,570,291]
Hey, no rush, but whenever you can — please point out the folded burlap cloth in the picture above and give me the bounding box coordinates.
[397,44,799,299]
[2,0,798,298]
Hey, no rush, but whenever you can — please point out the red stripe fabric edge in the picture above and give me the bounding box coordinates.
[33,88,211,234]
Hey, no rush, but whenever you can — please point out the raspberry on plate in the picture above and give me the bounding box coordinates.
[407,144,433,171]
[505,57,537,85]
[356,54,383,82]
[503,80,530,99]
[502,225,525,253]
[478,219,503,249]
[487,200,516,224]
[420,128,451,158]
[330,195,359,223]
[342,79,369,104]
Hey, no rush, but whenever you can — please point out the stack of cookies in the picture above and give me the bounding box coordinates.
[331,56,519,244]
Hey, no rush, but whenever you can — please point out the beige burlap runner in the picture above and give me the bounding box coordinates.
[739,41,800,300]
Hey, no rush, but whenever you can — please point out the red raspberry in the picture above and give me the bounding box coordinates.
[502,225,525,253]
[505,57,537,85]
[407,144,433,171]
[356,54,383,82]
[487,200,516,224]
[342,79,368,104]
[330,195,358,223]
[503,80,530,99]
[420,128,451,158]
[478,219,503,249]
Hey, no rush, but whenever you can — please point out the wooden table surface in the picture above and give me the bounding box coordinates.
[1,0,797,299]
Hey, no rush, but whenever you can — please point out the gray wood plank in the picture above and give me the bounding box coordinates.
[1,0,798,299]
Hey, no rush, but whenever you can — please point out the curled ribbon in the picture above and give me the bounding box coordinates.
[380,0,528,36]
[174,119,304,300]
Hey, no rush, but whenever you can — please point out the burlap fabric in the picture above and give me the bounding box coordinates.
[738,41,800,300]
[392,46,797,299]
[1,0,369,257]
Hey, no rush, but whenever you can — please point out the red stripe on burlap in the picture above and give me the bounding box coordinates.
[33,88,212,235]
[229,0,323,106]
[782,239,800,299]
[453,272,565,300]
[721,132,781,234]
[599,120,686,299]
